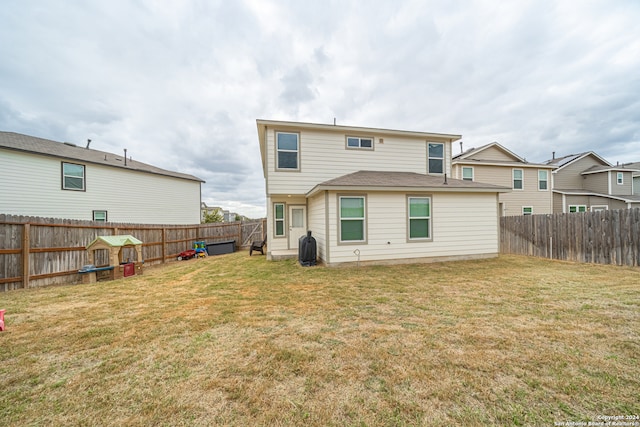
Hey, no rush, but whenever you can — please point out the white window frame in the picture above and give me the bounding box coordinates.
[407,195,432,241]
[338,195,367,244]
[92,210,107,222]
[427,142,444,175]
[275,132,300,171]
[513,169,523,190]
[617,172,624,185]
[569,205,587,213]
[591,205,608,212]
[462,167,474,181]
[62,162,85,191]
[274,203,286,237]
[346,136,374,150]
[522,206,533,215]
[538,170,548,191]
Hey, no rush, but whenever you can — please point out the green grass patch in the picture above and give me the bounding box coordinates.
[1,252,639,426]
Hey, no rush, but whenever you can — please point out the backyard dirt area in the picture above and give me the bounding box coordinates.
[1,252,638,426]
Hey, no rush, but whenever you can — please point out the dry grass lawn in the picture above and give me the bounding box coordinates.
[1,252,639,426]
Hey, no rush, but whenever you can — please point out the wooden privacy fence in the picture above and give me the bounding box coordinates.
[0,214,265,291]
[500,208,640,267]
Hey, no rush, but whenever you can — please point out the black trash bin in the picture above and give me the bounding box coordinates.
[298,231,317,266]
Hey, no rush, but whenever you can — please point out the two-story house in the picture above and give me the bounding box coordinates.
[0,131,204,224]
[452,142,555,216]
[544,152,640,212]
[256,119,509,266]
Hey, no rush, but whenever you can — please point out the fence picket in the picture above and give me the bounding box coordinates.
[0,214,265,291]
[500,208,640,268]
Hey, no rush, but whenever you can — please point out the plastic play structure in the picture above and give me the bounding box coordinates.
[194,241,207,257]
[177,241,208,260]
[79,235,144,283]
[0,309,5,331]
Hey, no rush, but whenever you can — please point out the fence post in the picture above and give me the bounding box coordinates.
[162,228,167,263]
[22,223,30,289]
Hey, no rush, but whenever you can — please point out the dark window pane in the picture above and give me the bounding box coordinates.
[428,143,443,157]
[347,137,359,147]
[275,204,284,219]
[65,176,84,189]
[360,139,372,148]
[410,219,429,238]
[278,151,298,169]
[341,220,363,241]
[277,133,298,150]
[429,159,443,174]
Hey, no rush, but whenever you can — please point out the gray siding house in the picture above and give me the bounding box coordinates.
[544,152,640,212]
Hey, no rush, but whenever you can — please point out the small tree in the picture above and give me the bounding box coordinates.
[202,208,224,223]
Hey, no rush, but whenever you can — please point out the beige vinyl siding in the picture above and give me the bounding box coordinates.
[610,199,629,209]
[583,173,609,194]
[553,193,564,213]
[553,156,605,189]
[463,164,552,215]
[1,149,201,224]
[307,192,327,262]
[610,171,633,195]
[265,129,452,195]
[324,191,498,265]
[467,145,515,162]
[265,195,306,254]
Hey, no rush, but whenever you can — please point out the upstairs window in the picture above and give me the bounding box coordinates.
[346,136,373,150]
[513,169,523,190]
[522,206,533,215]
[276,132,299,170]
[428,143,444,174]
[617,172,624,185]
[538,170,548,190]
[62,162,85,191]
[462,167,474,181]
[339,196,366,242]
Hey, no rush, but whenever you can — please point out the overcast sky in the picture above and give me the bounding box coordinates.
[2,1,639,218]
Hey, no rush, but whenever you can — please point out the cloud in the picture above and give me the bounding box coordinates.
[1,0,640,219]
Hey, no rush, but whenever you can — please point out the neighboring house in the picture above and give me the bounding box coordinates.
[622,162,640,196]
[544,152,640,212]
[201,202,230,222]
[452,142,555,216]
[256,119,510,266]
[1,131,204,224]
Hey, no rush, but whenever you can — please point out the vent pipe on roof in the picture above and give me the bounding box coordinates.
[86,139,91,149]
[124,149,128,166]
[460,141,463,154]
[552,151,556,160]
[443,173,448,185]
[333,117,336,125]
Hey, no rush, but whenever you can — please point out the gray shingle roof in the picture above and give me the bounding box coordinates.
[0,131,204,182]
[307,170,510,197]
